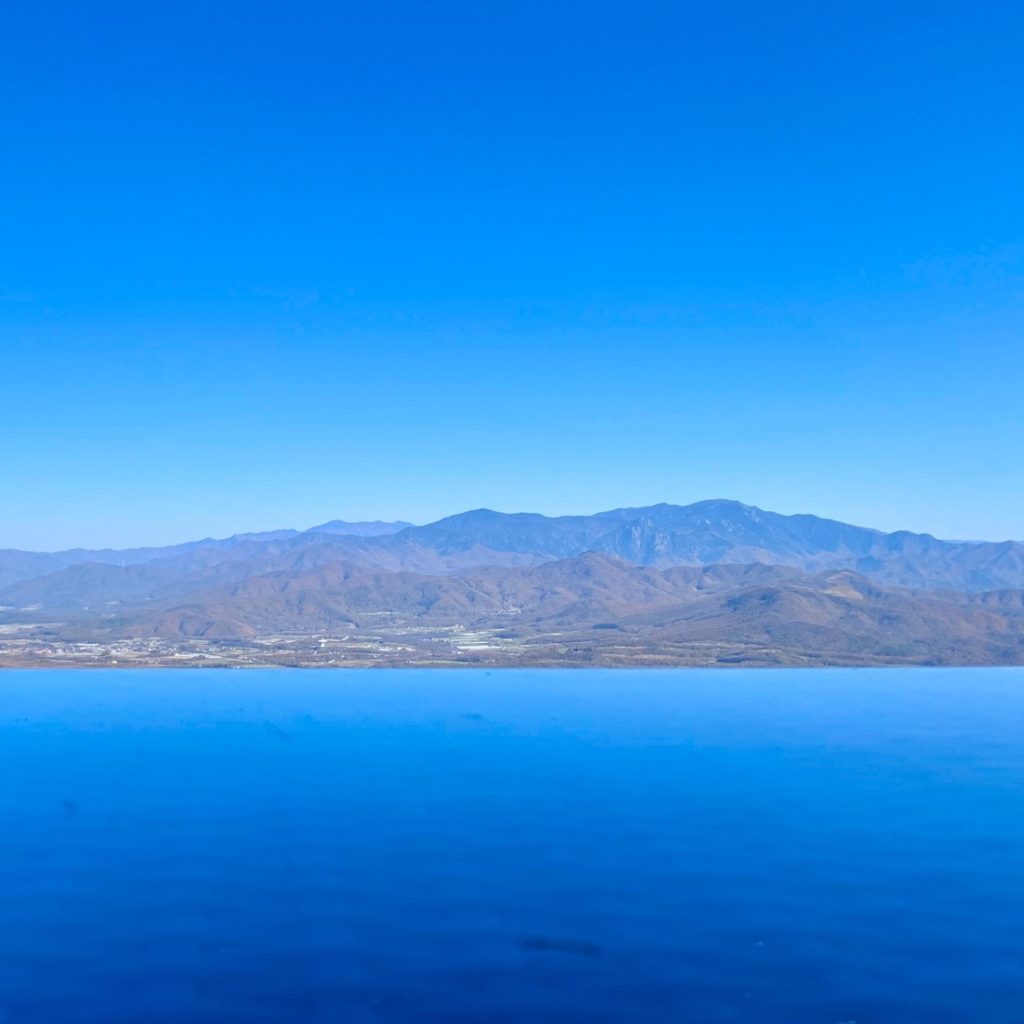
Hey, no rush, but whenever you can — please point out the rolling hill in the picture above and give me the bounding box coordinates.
[2,501,1022,666]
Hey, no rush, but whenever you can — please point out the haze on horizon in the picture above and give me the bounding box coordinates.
[4,499,1021,558]
[3,3,1023,551]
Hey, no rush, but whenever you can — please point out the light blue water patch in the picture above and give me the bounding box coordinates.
[1,668,1023,1023]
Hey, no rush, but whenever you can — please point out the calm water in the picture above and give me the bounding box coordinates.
[1,669,1023,1023]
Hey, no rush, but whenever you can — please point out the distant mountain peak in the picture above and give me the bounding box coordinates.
[304,520,413,537]
[3,501,1023,602]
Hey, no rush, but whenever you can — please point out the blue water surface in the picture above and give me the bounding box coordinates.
[1,668,1023,1023]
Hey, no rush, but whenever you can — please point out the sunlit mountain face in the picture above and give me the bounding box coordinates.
[1,501,1023,667]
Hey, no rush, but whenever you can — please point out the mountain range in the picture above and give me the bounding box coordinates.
[2,501,1023,667]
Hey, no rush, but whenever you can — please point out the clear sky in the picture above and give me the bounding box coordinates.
[3,1,1023,550]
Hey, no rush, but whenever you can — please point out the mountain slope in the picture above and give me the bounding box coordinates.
[84,554,1024,666]
[3,500,1024,668]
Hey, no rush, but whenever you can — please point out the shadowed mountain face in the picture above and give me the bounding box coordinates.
[394,509,612,559]
[4,500,1023,591]
[2,501,1023,666]
[306,520,414,537]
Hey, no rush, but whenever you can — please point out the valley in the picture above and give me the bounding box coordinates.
[3,502,1023,667]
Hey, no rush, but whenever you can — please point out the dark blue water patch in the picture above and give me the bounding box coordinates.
[1,668,1023,1023]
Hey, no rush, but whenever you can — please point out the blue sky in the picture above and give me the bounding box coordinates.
[3,1,1023,550]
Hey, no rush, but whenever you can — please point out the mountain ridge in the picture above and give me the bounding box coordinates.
[3,500,1023,667]
[3,500,1023,593]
